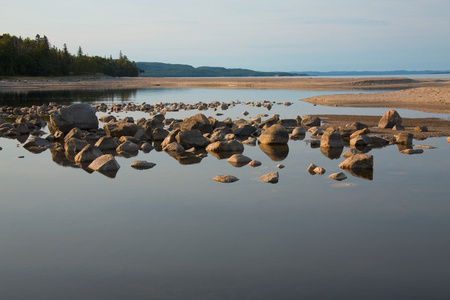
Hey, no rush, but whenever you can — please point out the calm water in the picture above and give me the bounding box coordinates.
[0,88,449,299]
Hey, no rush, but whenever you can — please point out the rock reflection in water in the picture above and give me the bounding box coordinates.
[258,143,289,161]
[320,146,344,160]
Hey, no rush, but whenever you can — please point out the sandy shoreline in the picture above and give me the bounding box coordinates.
[1,76,449,138]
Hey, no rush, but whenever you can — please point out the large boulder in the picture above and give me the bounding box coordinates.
[176,129,210,148]
[49,103,98,134]
[378,110,402,129]
[320,127,344,148]
[258,124,289,145]
[180,113,213,134]
[104,121,138,138]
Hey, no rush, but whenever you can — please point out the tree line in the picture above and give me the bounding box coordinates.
[0,34,139,77]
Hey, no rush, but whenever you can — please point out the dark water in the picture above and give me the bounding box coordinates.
[0,88,449,299]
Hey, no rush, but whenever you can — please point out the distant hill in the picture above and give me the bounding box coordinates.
[295,70,450,76]
[136,62,300,77]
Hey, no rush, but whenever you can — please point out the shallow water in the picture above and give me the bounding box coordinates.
[0,88,450,299]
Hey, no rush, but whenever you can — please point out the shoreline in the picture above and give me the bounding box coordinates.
[1,76,449,138]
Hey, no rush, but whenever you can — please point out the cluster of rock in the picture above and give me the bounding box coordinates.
[0,102,445,181]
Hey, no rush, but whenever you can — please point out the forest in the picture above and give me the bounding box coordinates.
[0,34,139,77]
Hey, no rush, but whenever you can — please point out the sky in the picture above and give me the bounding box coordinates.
[2,0,450,72]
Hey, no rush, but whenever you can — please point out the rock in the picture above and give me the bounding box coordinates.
[104,121,138,138]
[416,145,435,149]
[249,160,262,167]
[378,110,402,129]
[349,128,370,139]
[277,164,285,169]
[88,154,120,178]
[233,125,256,136]
[258,124,289,145]
[392,124,405,131]
[163,142,185,154]
[321,127,344,148]
[329,172,347,181]
[342,148,359,158]
[227,154,252,167]
[414,126,428,132]
[176,129,210,149]
[259,172,279,183]
[65,138,89,159]
[369,136,390,147]
[95,136,119,150]
[400,148,424,155]
[206,140,244,153]
[116,141,139,153]
[339,154,374,171]
[152,128,169,141]
[131,161,156,169]
[213,175,239,183]
[350,135,372,147]
[307,163,317,174]
[180,113,212,134]
[313,166,326,175]
[141,142,154,153]
[447,137,450,143]
[49,103,98,134]
[74,144,103,163]
[99,115,116,123]
[396,132,413,146]
[63,127,85,143]
[291,127,306,136]
[301,115,321,127]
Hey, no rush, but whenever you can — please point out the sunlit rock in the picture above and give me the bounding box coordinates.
[227,154,252,167]
[378,110,402,129]
[258,124,289,145]
[259,172,279,183]
[213,175,239,183]
[329,172,347,181]
[74,144,103,163]
[88,154,120,178]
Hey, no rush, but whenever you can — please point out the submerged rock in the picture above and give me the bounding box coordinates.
[131,161,156,169]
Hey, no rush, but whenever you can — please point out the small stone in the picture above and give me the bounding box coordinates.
[277,164,285,169]
[307,163,317,174]
[213,175,239,183]
[329,172,347,181]
[416,145,435,149]
[259,172,279,183]
[313,166,326,175]
[400,149,424,155]
[227,154,252,167]
[249,160,262,167]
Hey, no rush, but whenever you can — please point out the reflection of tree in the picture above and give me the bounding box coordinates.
[0,89,138,107]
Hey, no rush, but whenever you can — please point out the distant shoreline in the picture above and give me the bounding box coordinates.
[1,76,450,114]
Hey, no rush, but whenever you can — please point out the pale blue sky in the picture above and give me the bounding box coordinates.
[2,0,450,71]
